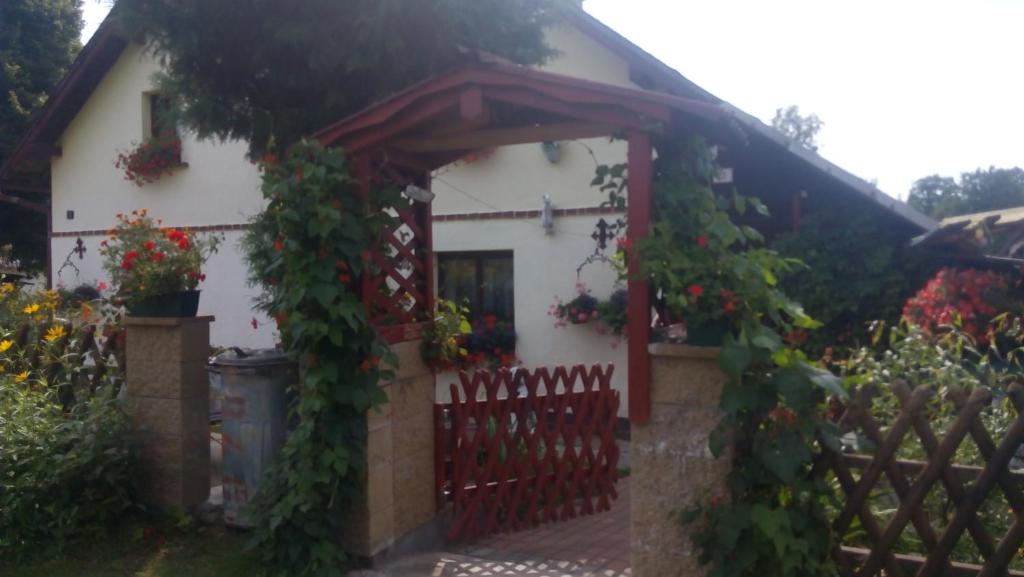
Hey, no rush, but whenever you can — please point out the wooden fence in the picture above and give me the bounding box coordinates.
[825,380,1024,577]
[5,320,126,409]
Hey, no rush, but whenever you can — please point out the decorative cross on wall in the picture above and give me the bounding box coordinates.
[591,218,613,251]
[73,237,87,260]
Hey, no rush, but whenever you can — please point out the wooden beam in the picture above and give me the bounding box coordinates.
[459,87,484,120]
[626,131,653,424]
[392,122,616,153]
[0,191,49,215]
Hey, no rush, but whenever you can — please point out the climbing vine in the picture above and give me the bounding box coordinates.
[631,136,843,577]
[243,141,399,576]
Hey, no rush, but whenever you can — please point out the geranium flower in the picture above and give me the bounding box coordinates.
[687,284,704,298]
[144,240,155,251]
[697,235,708,248]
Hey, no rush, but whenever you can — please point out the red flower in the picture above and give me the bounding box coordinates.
[483,314,498,329]
[144,240,155,251]
[687,284,704,298]
[150,252,165,262]
[338,274,351,284]
[696,235,708,248]
[274,238,284,252]
[178,238,190,250]
[251,318,259,330]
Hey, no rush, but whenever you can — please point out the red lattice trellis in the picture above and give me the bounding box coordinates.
[365,195,431,327]
[436,364,620,541]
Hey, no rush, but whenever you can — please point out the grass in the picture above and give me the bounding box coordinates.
[0,520,259,577]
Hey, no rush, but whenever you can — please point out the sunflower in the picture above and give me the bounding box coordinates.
[22,303,40,315]
[44,325,66,343]
[14,371,29,383]
[0,339,12,354]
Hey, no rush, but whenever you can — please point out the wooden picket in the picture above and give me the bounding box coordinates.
[436,364,620,541]
[825,381,1024,577]
[7,320,126,409]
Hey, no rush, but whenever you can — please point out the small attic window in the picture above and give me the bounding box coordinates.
[144,93,177,140]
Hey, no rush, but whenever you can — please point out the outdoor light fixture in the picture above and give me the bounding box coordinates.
[541,141,562,164]
[541,194,554,235]
[403,183,435,204]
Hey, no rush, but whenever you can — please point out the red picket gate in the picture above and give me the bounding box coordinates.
[434,364,620,541]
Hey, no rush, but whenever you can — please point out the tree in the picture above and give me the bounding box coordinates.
[116,0,566,156]
[908,167,1024,219]
[0,0,83,273]
[771,105,823,152]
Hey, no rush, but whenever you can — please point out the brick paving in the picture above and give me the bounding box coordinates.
[440,477,632,577]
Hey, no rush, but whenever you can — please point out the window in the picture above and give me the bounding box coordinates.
[438,251,514,323]
[145,93,177,140]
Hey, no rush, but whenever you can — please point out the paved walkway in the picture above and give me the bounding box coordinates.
[386,478,631,577]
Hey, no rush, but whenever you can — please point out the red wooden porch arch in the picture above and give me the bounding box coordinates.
[314,62,723,424]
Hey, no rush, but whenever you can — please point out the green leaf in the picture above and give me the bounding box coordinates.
[718,339,753,380]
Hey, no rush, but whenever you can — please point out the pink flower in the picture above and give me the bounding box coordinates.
[97,282,108,292]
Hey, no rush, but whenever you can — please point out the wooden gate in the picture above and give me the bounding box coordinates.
[825,381,1024,577]
[435,364,620,541]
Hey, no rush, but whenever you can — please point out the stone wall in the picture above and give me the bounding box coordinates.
[342,339,436,557]
[630,343,731,577]
[124,316,212,509]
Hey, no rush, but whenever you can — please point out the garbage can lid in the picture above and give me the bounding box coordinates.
[211,347,293,367]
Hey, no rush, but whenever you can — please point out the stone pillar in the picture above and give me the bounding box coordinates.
[342,339,437,558]
[631,343,731,577]
[124,316,212,509]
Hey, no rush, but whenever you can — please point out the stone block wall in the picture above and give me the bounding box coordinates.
[124,316,212,509]
[342,339,436,557]
[631,343,731,577]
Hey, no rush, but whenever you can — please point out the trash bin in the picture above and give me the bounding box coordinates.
[210,348,297,528]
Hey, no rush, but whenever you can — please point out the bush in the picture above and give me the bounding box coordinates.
[0,283,137,562]
[0,377,139,560]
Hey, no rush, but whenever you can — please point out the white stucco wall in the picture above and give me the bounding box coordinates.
[49,44,275,348]
[48,22,641,409]
[431,25,637,414]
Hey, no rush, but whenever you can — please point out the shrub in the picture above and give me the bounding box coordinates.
[902,267,1016,344]
[0,284,137,561]
[0,376,138,561]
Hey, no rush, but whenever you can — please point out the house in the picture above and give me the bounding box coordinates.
[0,7,936,415]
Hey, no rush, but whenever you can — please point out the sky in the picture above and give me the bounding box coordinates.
[81,0,1024,200]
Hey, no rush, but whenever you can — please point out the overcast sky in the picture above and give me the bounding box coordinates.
[82,0,1023,200]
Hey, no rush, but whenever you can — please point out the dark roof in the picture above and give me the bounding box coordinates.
[0,18,127,187]
[567,9,936,232]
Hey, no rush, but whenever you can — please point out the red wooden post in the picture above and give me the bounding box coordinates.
[626,132,653,424]
[354,153,374,318]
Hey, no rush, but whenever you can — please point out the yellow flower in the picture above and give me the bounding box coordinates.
[14,371,29,383]
[44,325,66,343]
[22,303,40,315]
[0,340,11,354]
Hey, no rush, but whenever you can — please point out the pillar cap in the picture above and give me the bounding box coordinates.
[125,315,215,327]
[648,342,721,359]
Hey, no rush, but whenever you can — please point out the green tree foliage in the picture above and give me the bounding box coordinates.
[770,105,822,152]
[908,167,1024,219]
[115,0,564,156]
[0,0,83,163]
[0,0,82,273]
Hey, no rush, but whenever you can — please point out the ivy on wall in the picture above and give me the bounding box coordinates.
[243,142,399,576]
[771,211,936,353]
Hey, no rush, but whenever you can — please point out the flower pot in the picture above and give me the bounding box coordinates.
[686,320,729,347]
[128,290,201,318]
